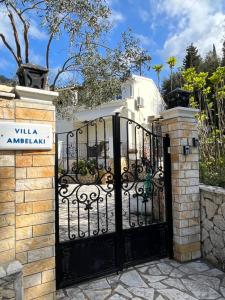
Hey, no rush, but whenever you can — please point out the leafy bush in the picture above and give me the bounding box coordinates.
[182,67,225,188]
[200,158,225,188]
[72,159,98,176]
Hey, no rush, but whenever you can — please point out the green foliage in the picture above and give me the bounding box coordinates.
[182,66,225,188]
[152,64,163,88]
[0,74,16,86]
[221,41,225,67]
[200,45,220,75]
[166,56,177,91]
[73,159,97,176]
[55,30,151,117]
[1,0,151,114]
[166,56,177,69]
[200,158,225,188]
[161,71,183,97]
[183,43,202,71]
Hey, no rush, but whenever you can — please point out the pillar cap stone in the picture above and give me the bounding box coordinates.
[161,107,199,120]
[0,84,15,99]
[14,86,58,104]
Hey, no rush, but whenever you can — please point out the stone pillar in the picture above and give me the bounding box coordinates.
[0,85,58,300]
[161,107,201,261]
[0,85,16,264]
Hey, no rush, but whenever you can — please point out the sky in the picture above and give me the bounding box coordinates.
[0,0,225,85]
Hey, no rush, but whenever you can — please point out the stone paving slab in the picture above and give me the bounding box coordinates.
[57,259,225,300]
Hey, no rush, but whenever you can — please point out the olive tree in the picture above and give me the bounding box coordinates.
[0,0,151,116]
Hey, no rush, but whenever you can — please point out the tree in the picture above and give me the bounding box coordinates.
[221,41,225,67]
[200,45,220,75]
[183,43,201,71]
[182,66,225,187]
[56,30,152,116]
[161,71,183,97]
[0,74,16,86]
[166,56,177,91]
[0,0,151,116]
[152,64,163,89]
[0,0,110,87]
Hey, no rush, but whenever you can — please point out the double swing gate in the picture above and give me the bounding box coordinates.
[55,114,173,289]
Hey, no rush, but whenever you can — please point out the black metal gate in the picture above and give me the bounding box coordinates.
[55,114,173,289]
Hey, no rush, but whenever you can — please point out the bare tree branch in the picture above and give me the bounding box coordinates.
[46,33,54,69]
[46,15,70,69]
[20,1,45,15]
[7,9,22,65]
[9,3,29,63]
[0,33,20,65]
[8,3,30,63]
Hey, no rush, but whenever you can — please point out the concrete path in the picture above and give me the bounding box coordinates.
[57,258,225,299]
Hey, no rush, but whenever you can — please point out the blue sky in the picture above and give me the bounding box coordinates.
[1,0,225,85]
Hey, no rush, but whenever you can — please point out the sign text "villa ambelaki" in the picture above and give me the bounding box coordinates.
[0,122,53,150]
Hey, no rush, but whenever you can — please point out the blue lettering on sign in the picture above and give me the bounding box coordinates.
[6,137,46,145]
[13,138,20,143]
[14,128,38,134]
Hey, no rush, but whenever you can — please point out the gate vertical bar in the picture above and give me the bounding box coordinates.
[113,113,123,271]
[163,134,173,258]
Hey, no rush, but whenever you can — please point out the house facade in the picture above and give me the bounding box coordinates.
[57,74,164,168]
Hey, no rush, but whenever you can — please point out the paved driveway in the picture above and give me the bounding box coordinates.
[57,258,225,300]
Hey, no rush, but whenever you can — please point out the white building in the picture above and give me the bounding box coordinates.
[72,74,163,127]
[57,74,164,164]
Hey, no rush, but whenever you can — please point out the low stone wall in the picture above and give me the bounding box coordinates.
[200,184,225,269]
[0,260,23,299]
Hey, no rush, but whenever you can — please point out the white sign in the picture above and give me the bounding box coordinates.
[0,122,53,150]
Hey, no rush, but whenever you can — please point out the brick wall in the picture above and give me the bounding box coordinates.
[161,107,201,261]
[0,85,57,300]
[0,89,16,266]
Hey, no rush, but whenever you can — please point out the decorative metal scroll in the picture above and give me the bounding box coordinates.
[56,115,166,242]
[56,117,115,241]
[120,117,165,229]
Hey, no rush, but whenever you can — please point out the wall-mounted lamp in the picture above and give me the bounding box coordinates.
[192,137,199,147]
[183,145,191,155]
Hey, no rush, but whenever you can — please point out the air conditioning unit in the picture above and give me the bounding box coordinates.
[136,96,144,108]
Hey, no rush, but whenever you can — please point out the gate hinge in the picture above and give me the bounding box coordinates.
[167,147,171,154]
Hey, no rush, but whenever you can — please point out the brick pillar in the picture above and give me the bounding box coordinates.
[0,86,16,265]
[161,107,201,261]
[0,85,58,300]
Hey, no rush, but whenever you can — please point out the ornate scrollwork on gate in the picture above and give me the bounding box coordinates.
[57,117,116,241]
[120,117,166,229]
[56,115,167,241]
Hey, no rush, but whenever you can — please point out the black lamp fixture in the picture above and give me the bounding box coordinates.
[165,88,191,109]
[17,63,48,89]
